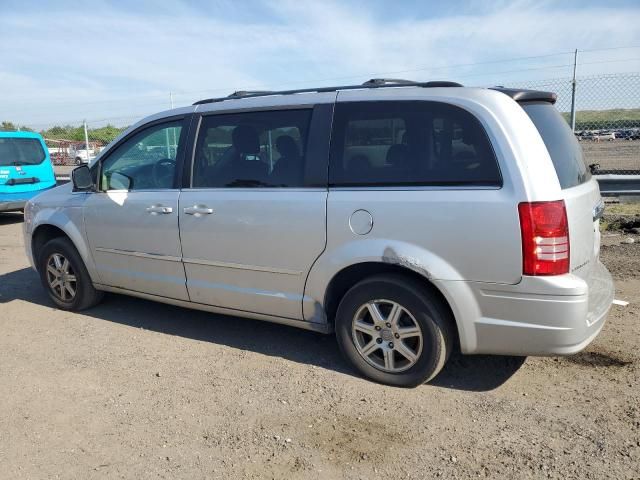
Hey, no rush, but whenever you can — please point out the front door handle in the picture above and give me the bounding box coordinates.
[183,205,214,216]
[146,205,173,215]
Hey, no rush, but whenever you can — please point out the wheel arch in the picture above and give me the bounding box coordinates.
[322,262,460,350]
[32,224,69,264]
[30,217,99,283]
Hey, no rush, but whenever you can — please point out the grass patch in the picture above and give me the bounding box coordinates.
[604,202,640,216]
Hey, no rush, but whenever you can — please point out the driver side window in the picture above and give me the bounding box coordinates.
[101,121,183,191]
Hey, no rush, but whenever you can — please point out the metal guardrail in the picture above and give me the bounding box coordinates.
[595,174,640,196]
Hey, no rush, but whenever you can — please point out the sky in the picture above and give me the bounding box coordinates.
[1,0,639,128]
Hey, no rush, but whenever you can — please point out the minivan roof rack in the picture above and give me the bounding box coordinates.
[227,90,273,98]
[193,79,464,105]
[362,78,463,87]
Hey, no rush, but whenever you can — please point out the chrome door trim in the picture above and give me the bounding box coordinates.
[184,187,327,193]
[94,247,182,263]
[182,257,302,276]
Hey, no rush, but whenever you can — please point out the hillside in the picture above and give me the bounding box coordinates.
[561,108,640,130]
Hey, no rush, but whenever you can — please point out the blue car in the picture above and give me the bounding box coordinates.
[0,131,56,212]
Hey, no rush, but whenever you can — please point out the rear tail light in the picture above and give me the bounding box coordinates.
[518,200,569,276]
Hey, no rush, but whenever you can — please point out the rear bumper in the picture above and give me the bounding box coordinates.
[0,186,54,212]
[0,199,27,212]
[452,261,614,356]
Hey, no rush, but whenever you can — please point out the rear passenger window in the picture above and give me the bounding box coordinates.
[522,102,590,189]
[329,101,501,187]
[192,109,312,188]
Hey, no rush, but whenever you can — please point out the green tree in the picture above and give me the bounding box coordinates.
[1,121,17,131]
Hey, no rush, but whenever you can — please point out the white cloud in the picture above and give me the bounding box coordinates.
[0,0,638,126]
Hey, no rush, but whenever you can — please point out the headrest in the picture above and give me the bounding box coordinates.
[276,135,299,158]
[232,125,260,154]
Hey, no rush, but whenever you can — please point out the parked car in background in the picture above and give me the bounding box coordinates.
[0,131,56,212]
[615,129,640,140]
[577,131,594,141]
[592,131,615,142]
[23,79,614,387]
[71,143,97,165]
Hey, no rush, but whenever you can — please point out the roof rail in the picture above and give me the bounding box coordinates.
[362,78,417,86]
[363,78,462,88]
[227,90,273,98]
[193,79,464,105]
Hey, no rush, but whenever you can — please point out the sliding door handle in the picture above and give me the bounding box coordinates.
[184,205,214,216]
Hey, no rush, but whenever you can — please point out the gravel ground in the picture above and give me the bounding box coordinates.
[581,140,640,171]
[0,213,638,480]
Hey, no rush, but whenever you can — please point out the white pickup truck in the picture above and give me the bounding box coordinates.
[72,145,98,165]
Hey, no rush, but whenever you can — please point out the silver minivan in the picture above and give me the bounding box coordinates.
[23,79,614,387]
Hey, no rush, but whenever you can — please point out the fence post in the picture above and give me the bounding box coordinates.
[83,120,90,153]
[570,49,578,132]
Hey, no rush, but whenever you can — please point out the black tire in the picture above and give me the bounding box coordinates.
[335,274,454,387]
[37,237,104,311]
[75,157,82,165]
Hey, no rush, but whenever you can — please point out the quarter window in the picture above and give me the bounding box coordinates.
[329,101,501,187]
[192,109,312,188]
[100,121,183,191]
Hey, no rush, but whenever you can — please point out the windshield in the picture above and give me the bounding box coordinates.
[522,102,590,189]
[0,137,46,166]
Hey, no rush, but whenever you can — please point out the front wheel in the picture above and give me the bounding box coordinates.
[37,237,104,311]
[335,274,454,387]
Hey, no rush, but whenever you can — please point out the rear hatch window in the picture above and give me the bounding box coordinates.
[0,137,46,166]
[521,103,590,189]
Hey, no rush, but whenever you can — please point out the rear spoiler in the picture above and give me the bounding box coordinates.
[490,87,557,104]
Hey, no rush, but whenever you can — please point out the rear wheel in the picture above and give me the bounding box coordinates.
[37,237,103,311]
[335,274,454,387]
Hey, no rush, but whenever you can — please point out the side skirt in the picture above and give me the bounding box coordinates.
[94,283,333,334]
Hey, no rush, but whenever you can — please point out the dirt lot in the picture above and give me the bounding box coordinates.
[581,139,640,171]
[0,212,638,480]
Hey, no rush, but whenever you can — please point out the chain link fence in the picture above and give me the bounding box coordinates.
[506,73,640,173]
[35,118,136,168]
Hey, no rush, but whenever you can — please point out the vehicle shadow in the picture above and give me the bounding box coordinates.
[0,266,525,392]
[0,213,24,225]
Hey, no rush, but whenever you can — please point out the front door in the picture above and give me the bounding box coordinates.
[84,118,190,300]
[179,106,331,319]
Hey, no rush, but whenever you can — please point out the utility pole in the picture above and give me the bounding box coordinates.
[170,91,174,109]
[570,49,578,132]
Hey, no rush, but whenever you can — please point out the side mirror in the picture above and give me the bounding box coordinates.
[71,165,94,191]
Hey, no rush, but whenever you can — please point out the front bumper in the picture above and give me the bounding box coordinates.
[463,261,614,356]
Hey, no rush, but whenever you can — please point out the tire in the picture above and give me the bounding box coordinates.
[75,157,82,165]
[335,274,454,387]
[37,237,104,311]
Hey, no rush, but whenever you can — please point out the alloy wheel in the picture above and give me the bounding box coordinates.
[351,299,423,373]
[46,253,77,302]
